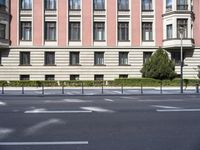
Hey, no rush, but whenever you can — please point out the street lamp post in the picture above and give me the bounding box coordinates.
[179,26,185,94]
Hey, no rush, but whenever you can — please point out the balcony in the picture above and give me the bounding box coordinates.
[163,38,194,49]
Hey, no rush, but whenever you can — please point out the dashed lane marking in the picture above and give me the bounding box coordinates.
[104,99,114,102]
[157,109,200,112]
[81,107,114,113]
[0,141,89,146]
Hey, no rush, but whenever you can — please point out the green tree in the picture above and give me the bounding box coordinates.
[141,48,177,80]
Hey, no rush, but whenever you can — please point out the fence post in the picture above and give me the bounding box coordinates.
[22,85,24,94]
[121,83,124,94]
[42,84,44,95]
[102,81,104,94]
[82,82,84,95]
[160,81,163,94]
[196,84,199,94]
[62,85,64,94]
[2,84,4,94]
[141,83,143,94]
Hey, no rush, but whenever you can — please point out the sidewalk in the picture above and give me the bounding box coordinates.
[0,86,199,96]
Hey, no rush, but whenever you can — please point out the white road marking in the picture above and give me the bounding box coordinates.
[152,105,180,109]
[113,91,122,94]
[157,109,200,112]
[25,110,92,114]
[45,99,90,103]
[138,99,183,102]
[0,141,89,146]
[24,119,65,135]
[0,128,14,139]
[104,99,114,102]
[120,97,138,100]
[81,107,114,113]
[0,101,6,106]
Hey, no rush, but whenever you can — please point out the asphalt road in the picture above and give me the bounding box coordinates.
[0,95,200,150]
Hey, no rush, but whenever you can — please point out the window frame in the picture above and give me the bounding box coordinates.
[119,52,129,66]
[118,0,129,11]
[20,75,30,80]
[45,75,55,80]
[94,22,105,41]
[70,75,80,80]
[70,52,80,65]
[94,52,104,66]
[45,22,57,41]
[44,52,55,66]
[118,22,129,41]
[20,22,32,41]
[69,22,81,41]
[21,0,32,10]
[142,0,153,11]
[142,22,153,41]
[93,0,105,10]
[0,23,6,40]
[69,0,81,10]
[45,0,56,10]
[20,52,31,66]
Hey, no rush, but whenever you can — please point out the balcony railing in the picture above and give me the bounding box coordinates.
[177,5,188,10]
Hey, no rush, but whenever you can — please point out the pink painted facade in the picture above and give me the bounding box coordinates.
[155,0,163,47]
[58,0,67,46]
[33,0,43,46]
[6,0,199,48]
[107,0,117,47]
[132,0,140,47]
[82,0,92,46]
[10,0,18,46]
[193,0,200,46]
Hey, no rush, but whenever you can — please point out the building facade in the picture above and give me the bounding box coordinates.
[0,0,200,80]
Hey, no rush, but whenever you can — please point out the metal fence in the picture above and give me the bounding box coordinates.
[0,83,199,95]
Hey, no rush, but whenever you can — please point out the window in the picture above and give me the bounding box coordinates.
[45,22,56,41]
[142,22,153,41]
[177,0,188,10]
[94,75,104,80]
[69,0,80,10]
[45,52,55,65]
[143,52,152,64]
[119,74,128,79]
[94,22,105,41]
[166,0,172,11]
[69,22,80,41]
[142,0,152,11]
[167,24,173,39]
[0,24,6,39]
[45,75,55,80]
[119,52,128,65]
[45,0,56,10]
[177,19,188,38]
[118,22,129,41]
[20,22,32,41]
[20,52,30,65]
[70,75,79,80]
[0,0,6,10]
[70,52,80,65]
[21,0,32,10]
[94,52,104,65]
[94,0,105,10]
[0,52,2,65]
[118,0,129,10]
[20,75,30,80]
[171,51,185,66]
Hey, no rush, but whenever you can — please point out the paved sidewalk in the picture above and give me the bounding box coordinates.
[0,86,199,95]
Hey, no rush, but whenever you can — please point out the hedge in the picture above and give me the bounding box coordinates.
[0,78,199,87]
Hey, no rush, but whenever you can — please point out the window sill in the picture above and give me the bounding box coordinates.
[119,64,131,66]
[45,9,57,11]
[142,40,154,42]
[94,9,106,11]
[69,9,81,11]
[69,40,81,42]
[19,65,32,66]
[44,64,56,66]
[142,9,154,12]
[118,40,130,42]
[118,9,130,11]
[45,40,57,42]
[94,40,106,42]
[94,64,106,66]
[69,64,82,66]
[20,40,32,42]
